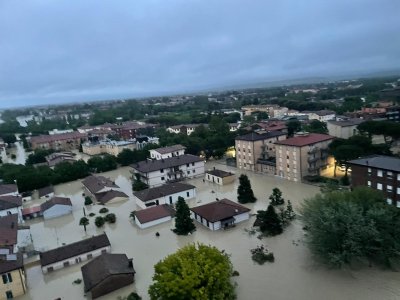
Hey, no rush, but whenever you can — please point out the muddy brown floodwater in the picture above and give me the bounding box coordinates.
[19,162,400,300]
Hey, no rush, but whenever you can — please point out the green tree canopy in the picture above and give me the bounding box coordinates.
[269,187,284,206]
[301,187,400,267]
[256,205,283,236]
[148,244,236,300]
[304,120,328,134]
[237,174,257,203]
[173,196,196,235]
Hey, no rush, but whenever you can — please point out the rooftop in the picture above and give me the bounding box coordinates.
[38,186,54,198]
[327,118,364,127]
[30,132,87,144]
[205,169,234,178]
[152,144,186,154]
[40,197,72,212]
[133,182,195,202]
[134,204,175,224]
[235,130,286,142]
[0,195,22,210]
[348,155,400,172]
[82,175,119,194]
[275,133,334,147]
[0,184,18,196]
[190,199,250,222]
[40,233,111,267]
[0,253,24,274]
[95,190,128,204]
[81,253,135,293]
[131,154,203,173]
[0,214,18,246]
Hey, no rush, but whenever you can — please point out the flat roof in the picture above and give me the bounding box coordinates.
[348,155,400,172]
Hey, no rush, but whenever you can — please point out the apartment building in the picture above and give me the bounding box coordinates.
[131,154,205,187]
[327,118,364,139]
[29,132,88,151]
[82,137,159,156]
[348,155,400,207]
[275,133,334,182]
[235,131,287,172]
[149,144,186,160]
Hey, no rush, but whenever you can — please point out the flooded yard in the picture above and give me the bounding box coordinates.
[20,162,400,300]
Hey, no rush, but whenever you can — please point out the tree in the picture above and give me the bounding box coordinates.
[237,174,257,203]
[79,217,89,232]
[284,200,296,221]
[286,120,302,137]
[94,216,105,227]
[256,205,283,236]
[132,173,148,191]
[173,196,196,235]
[304,120,328,134]
[301,187,400,267]
[104,213,116,223]
[148,244,236,300]
[269,187,284,206]
[84,196,93,205]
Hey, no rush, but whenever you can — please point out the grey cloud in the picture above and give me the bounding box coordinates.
[0,0,399,108]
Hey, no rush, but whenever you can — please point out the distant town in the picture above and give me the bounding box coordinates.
[1,75,400,300]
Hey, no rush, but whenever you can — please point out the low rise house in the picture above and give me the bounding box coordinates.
[0,185,18,197]
[82,176,129,205]
[134,204,175,229]
[348,155,400,207]
[303,110,336,122]
[133,182,196,209]
[38,186,54,199]
[131,154,205,187]
[235,131,287,173]
[21,206,41,220]
[29,131,88,151]
[0,196,23,222]
[275,133,334,182]
[229,123,239,131]
[0,214,32,255]
[45,152,76,168]
[327,118,364,139]
[81,253,135,299]
[40,197,72,220]
[167,124,207,135]
[40,233,111,274]
[205,169,235,185]
[0,253,27,300]
[149,144,186,160]
[191,199,250,230]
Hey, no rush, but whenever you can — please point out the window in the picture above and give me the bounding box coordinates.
[217,178,220,183]
[192,162,195,166]
[377,170,383,177]
[2,274,8,284]
[186,163,189,167]
[7,273,12,283]
[287,155,289,159]
[387,185,393,192]
[207,175,210,179]
[387,171,393,179]
[397,201,400,208]
[6,291,13,300]
[367,181,371,187]
[187,171,190,175]
[368,167,372,174]
[193,169,195,173]
[161,177,165,181]
[398,187,400,195]
[87,254,93,259]
[160,169,164,173]
[101,249,107,254]
[398,174,400,181]
[186,192,189,197]
[377,183,383,190]
[63,261,70,267]
[387,198,393,205]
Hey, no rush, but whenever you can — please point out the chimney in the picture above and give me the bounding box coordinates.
[128,258,133,268]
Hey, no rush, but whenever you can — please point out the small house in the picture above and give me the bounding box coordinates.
[82,175,129,205]
[21,206,41,220]
[40,197,72,220]
[0,196,23,222]
[81,253,135,299]
[134,204,175,229]
[38,186,54,199]
[149,144,186,160]
[191,199,250,230]
[40,233,111,274]
[205,169,235,185]
[133,182,196,209]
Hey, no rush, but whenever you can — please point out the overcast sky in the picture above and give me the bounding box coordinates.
[0,0,399,109]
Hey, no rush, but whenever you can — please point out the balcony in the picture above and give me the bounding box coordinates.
[307,147,319,154]
[307,156,318,163]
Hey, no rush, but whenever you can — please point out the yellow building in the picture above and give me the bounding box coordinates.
[0,254,27,300]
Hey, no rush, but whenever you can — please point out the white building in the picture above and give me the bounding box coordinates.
[133,182,196,209]
[0,196,23,223]
[40,197,73,220]
[134,204,175,229]
[166,124,207,135]
[304,110,336,122]
[190,199,250,231]
[40,233,111,274]
[131,154,205,187]
[327,118,364,139]
[150,144,186,160]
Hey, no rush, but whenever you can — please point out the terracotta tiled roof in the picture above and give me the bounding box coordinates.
[0,184,18,196]
[82,175,119,194]
[38,186,54,198]
[191,199,250,222]
[81,253,135,293]
[95,190,128,204]
[0,253,24,274]
[133,182,195,202]
[40,233,110,267]
[0,214,18,246]
[40,197,72,212]
[0,196,22,210]
[275,133,334,147]
[22,206,41,215]
[134,204,175,224]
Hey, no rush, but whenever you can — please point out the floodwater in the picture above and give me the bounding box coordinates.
[16,115,34,127]
[20,162,400,300]
[3,141,29,165]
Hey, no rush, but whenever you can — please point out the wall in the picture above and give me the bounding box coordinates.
[134,188,196,209]
[0,207,22,223]
[43,205,72,220]
[0,269,26,300]
[205,174,235,185]
[41,246,111,274]
[135,215,172,229]
[327,123,358,139]
[150,149,185,160]
[91,273,134,299]
[192,212,249,231]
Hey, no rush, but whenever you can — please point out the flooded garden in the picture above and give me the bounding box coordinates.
[19,162,400,300]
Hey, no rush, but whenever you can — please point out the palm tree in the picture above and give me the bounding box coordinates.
[79,217,89,232]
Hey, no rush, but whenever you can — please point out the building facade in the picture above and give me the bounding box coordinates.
[348,155,400,207]
[204,169,235,185]
[327,119,364,139]
[275,133,334,182]
[0,254,27,300]
[149,145,186,160]
[235,131,287,172]
[29,132,88,151]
